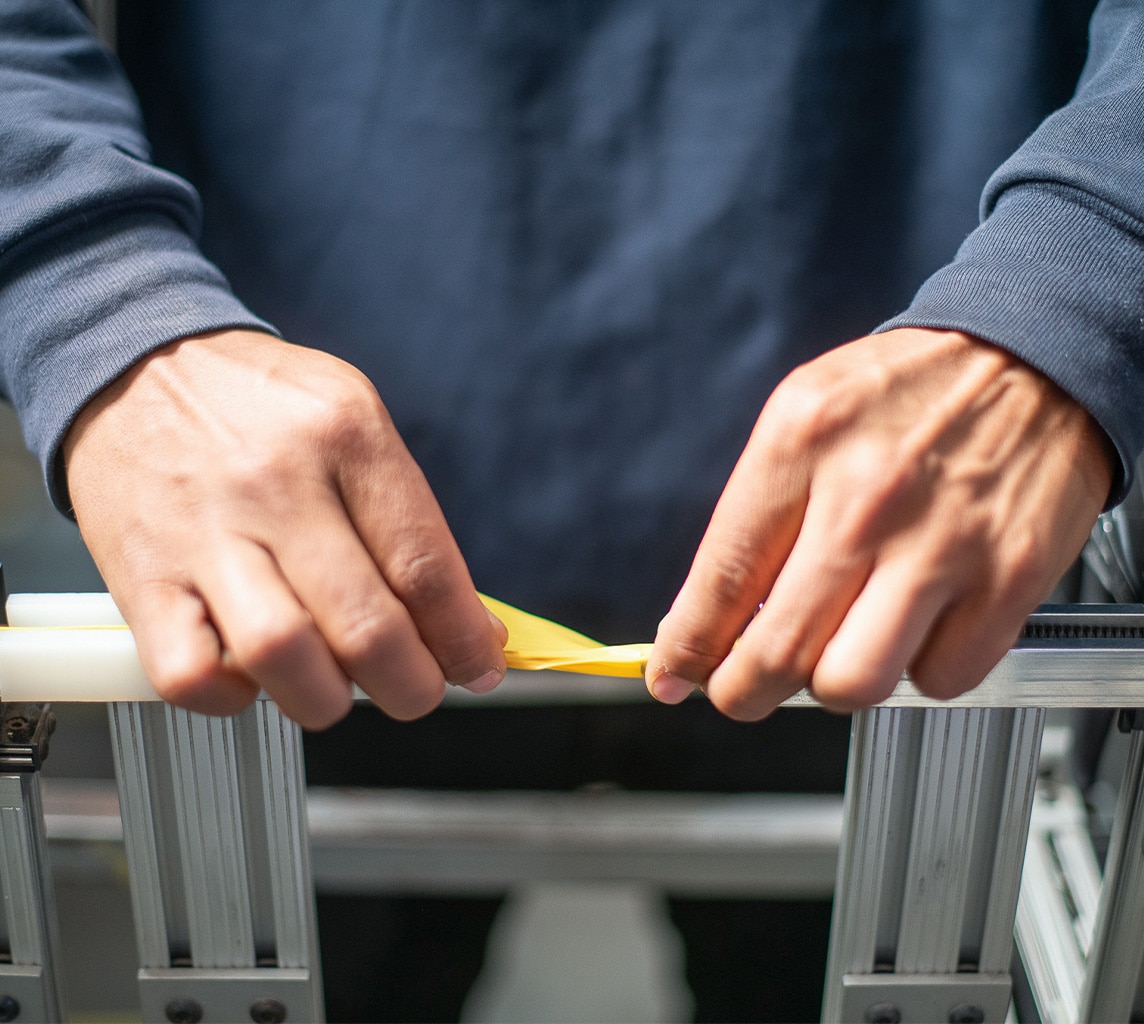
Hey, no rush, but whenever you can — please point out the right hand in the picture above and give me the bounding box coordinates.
[63,329,506,729]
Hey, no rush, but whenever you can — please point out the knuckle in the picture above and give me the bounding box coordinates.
[311,383,387,458]
[387,548,456,608]
[654,608,732,681]
[331,607,400,667]
[761,371,835,452]
[693,546,770,621]
[231,612,310,674]
[752,622,814,682]
[437,637,497,686]
[658,622,730,680]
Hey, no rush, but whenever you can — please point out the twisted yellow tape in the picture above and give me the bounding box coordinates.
[479,595,651,678]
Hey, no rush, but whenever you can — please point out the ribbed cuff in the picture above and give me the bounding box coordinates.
[0,209,278,512]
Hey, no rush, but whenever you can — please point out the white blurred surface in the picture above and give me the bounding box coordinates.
[464,883,692,1024]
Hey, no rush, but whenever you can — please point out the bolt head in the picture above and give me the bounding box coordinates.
[165,997,204,1024]
[249,997,288,1023]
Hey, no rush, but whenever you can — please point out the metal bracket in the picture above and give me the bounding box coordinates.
[0,704,55,774]
[839,973,1012,1024]
[137,967,313,1024]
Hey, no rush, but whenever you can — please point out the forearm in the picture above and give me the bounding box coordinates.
[880,0,1144,501]
[0,0,272,510]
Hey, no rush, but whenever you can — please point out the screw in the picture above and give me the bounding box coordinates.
[165,998,204,1024]
[0,994,20,1022]
[249,997,288,1023]
[864,1004,902,1024]
[949,1005,985,1024]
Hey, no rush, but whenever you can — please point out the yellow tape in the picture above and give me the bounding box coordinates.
[479,594,650,678]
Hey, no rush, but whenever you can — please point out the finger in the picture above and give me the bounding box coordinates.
[703,506,872,720]
[810,557,952,710]
[124,581,259,717]
[270,502,457,715]
[336,444,506,691]
[907,598,1026,701]
[647,436,808,694]
[194,541,357,729]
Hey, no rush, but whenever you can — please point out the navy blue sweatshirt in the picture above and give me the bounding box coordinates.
[1,0,1141,636]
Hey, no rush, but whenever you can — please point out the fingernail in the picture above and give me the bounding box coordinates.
[651,672,696,704]
[459,668,504,694]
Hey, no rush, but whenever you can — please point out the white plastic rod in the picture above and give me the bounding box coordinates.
[6,592,125,627]
[1,592,157,701]
[0,627,159,702]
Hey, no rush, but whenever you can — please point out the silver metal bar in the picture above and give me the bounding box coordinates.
[39,778,844,896]
[108,703,324,1022]
[1015,781,1100,1024]
[979,708,1045,972]
[307,788,842,897]
[1079,729,1144,1022]
[166,708,255,968]
[251,701,316,968]
[897,708,989,973]
[0,773,63,1021]
[823,707,1043,1024]
[108,702,173,966]
[823,708,919,1019]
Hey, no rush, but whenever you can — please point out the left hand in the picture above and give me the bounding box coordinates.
[647,328,1114,719]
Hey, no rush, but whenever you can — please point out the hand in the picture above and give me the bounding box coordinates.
[63,330,506,728]
[647,328,1114,719]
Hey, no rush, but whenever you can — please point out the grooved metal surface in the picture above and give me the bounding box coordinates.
[166,709,254,969]
[897,709,988,973]
[255,702,313,970]
[0,774,62,1019]
[1079,730,1144,1022]
[108,702,169,966]
[978,708,1044,972]
[1015,783,1099,1024]
[0,778,42,963]
[822,708,915,1022]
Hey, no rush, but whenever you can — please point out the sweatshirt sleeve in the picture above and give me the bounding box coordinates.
[879,0,1144,503]
[0,0,276,511]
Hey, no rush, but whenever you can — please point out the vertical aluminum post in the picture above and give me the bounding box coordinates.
[1014,778,1101,1024]
[1078,726,1144,1022]
[109,700,323,1024]
[0,703,64,1023]
[823,705,1044,1024]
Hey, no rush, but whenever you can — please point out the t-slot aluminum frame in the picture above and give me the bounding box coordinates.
[108,700,323,1024]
